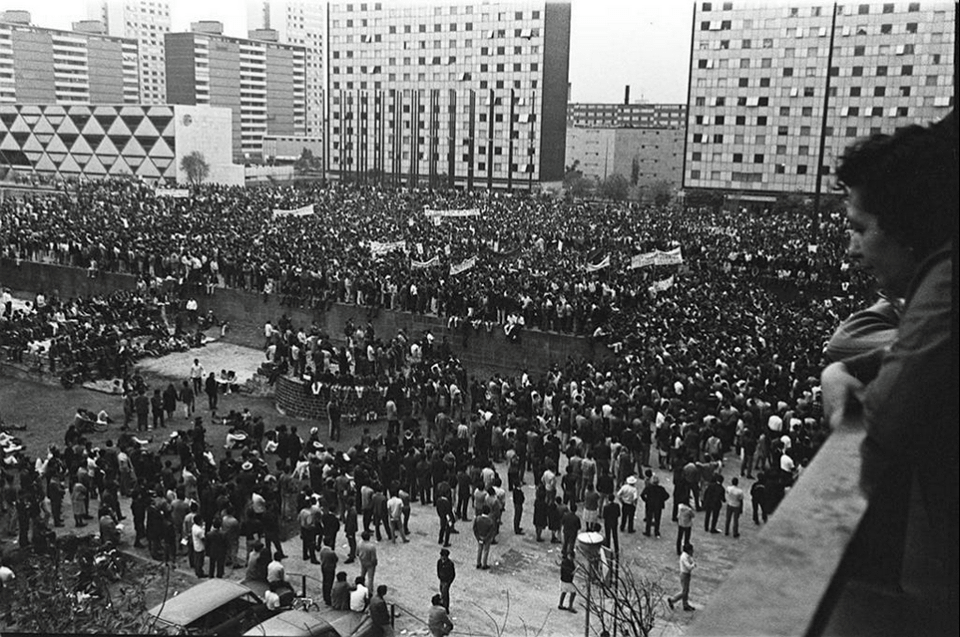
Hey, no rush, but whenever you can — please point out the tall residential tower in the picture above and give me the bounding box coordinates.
[95,1,171,105]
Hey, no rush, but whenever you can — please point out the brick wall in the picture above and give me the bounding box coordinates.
[1,261,611,379]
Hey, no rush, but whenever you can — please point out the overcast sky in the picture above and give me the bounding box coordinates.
[1,0,694,104]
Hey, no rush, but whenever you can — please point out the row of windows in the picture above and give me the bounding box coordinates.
[332,60,539,73]
[701,2,922,16]
[333,44,541,58]
[334,3,542,21]
[332,78,538,90]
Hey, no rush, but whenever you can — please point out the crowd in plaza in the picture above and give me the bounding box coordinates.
[0,148,910,632]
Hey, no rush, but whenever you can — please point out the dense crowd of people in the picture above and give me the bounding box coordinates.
[1,175,885,630]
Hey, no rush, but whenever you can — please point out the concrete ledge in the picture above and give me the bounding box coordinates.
[687,426,868,637]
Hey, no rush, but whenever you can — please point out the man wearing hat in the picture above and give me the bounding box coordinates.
[436,548,456,611]
[617,475,640,533]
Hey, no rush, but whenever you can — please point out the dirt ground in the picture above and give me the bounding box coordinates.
[1,339,758,637]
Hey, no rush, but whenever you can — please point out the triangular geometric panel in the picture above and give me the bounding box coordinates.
[70,112,91,131]
[59,133,79,149]
[0,134,20,151]
[33,118,55,135]
[84,155,107,175]
[120,113,145,132]
[126,155,145,170]
[94,112,117,132]
[47,151,67,164]
[22,136,43,153]
[81,117,105,136]
[99,153,116,168]
[70,137,94,155]
[152,113,175,136]
[20,105,42,117]
[56,118,80,136]
[46,113,66,126]
[107,117,132,136]
[109,157,131,175]
[134,117,160,138]
[150,137,175,159]
[123,137,146,157]
[45,137,69,154]
[67,105,92,116]
[10,131,31,147]
[21,113,41,126]
[96,137,119,156]
[10,117,31,133]
[161,135,175,149]
[34,154,57,172]
[138,160,161,178]
[108,134,131,151]
[83,133,104,150]
[93,105,117,116]
[73,153,91,167]
[35,133,54,146]
[58,155,82,173]
[0,111,19,129]
[154,157,174,171]
[23,150,42,163]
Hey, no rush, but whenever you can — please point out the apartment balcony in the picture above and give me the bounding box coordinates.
[688,425,957,637]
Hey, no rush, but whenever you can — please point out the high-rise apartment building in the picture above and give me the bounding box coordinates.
[164,23,307,161]
[95,1,171,105]
[685,1,955,196]
[247,1,325,138]
[568,103,686,129]
[325,1,571,189]
[0,11,139,105]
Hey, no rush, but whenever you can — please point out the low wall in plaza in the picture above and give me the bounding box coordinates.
[1,260,610,380]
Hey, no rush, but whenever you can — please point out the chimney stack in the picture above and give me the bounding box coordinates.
[624,85,630,105]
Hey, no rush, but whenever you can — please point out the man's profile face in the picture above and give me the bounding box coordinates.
[844,187,916,298]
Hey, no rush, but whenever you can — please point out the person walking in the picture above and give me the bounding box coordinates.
[436,548,456,611]
[190,358,204,395]
[428,593,454,637]
[667,543,697,611]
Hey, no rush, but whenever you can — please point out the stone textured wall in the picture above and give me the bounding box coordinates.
[1,261,611,379]
[275,375,325,420]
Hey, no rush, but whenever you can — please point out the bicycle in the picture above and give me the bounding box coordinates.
[290,595,322,613]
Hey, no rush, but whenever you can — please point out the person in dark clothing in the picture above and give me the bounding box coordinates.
[205,373,219,413]
[151,389,165,429]
[640,475,669,537]
[436,492,455,547]
[512,485,525,534]
[206,518,228,578]
[702,475,725,533]
[436,548,456,611]
[602,494,620,554]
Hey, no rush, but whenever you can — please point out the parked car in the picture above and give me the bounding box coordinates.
[146,579,272,635]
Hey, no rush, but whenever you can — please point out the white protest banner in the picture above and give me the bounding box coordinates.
[653,275,675,292]
[450,255,477,276]
[156,188,190,198]
[272,204,315,220]
[423,208,481,219]
[411,255,441,269]
[629,251,658,270]
[369,241,407,257]
[585,255,610,273]
[654,247,684,267]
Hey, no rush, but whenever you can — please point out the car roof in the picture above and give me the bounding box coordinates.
[243,610,338,637]
[147,579,259,628]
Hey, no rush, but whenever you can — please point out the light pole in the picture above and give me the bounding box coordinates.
[577,531,604,637]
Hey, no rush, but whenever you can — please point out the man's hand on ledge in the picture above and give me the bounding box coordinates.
[821,361,866,431]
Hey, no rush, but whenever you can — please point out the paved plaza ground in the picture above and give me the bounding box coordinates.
[0,338,761,637]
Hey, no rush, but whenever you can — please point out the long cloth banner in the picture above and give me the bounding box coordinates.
[272,204,315,219]
[369,241,407,257]
[411,255,441,269]
[424,208,481,218]
[450,255,477,276]
[630,247,684,269]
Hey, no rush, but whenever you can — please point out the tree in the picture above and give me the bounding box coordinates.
[599,174,630,202]
[573,554,667,637]
[650,180,674,207]
[563,160,594,200]
[180,151,210,185]
[630,156,640,186]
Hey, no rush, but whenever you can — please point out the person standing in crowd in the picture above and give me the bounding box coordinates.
[180,380,195,420]
[205,372,219,413]
[331,571,352,611]
[206,518,228,578]
[473,505,496,570]
[561,502,581,558]
[702,475,724,534]
[319,541,338,606]
[558,553,578,613]
[602,494,620,555]
[190,359,204,395]
[357,531,378,592]
[641,475,669,537]
[617,475,639,534]
[667,543,697,612]
[676,499,695,557]
[512,484,525,535]
[436,489,455,547]
[368,585,392,636]
[428,593,454,637]
[724,477,744,538]
[436,548,456,611]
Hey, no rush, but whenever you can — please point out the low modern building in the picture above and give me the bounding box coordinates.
[567,102,686,129]
[0,103,243,185]
[565,126,684,190]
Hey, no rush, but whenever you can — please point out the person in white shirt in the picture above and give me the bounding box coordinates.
[349,576,369,612]
[724,477,745,538]
[267,552,286,584]
[667,543,697,611]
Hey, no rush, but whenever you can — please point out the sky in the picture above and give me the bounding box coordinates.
[0,0,694,104]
